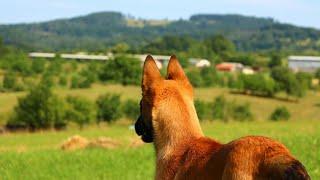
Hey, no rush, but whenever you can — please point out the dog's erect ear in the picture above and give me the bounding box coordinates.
[167,55,190,85]
[142,55,162,90]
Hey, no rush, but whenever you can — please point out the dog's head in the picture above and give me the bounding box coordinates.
[135,55,194,143]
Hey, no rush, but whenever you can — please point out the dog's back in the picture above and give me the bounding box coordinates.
[172,136,310,180]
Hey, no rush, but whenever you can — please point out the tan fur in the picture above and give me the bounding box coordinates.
[138,55,309,180]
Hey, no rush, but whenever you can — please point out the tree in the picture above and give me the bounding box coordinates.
[31,59,46,74]
[96,93,122,123]
[268,54,282,68]
[296,72,312,90]
[200,67,220,87]
[240,74,276,97]
[270,67,304,99]
[99,56,141,85]
[59,75,68,87]
[204,35,235,58]
[187,69,203,87]
[315,68,320,80]
[66,96,94,129]
[7,84,67,130]
[3,72,18,90]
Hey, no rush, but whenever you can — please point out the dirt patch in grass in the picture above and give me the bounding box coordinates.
[61,135,121,151]
[61,135,89,151]
[88,137,120,149]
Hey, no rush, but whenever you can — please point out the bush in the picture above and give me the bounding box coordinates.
[96,93,122,123]
[3,72,18,90]
[194,100,211,121]
[47,60,63,75]
[7,84,67,130]
[231,102,253,121]
[59,75,68,87]
[240,74,277,97]
[31,59,46,74]
[66,96,94,129]
[71,75,80,89]
[99,56,141,85]
[212,95,229,121]
[187,69,203,87]
[41,73,55,88]
[122,99,139,120]
[271,66,304,98]
[270,106,290,121]
[200,67,220,87]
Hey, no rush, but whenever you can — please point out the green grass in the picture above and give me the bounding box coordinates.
[0,84,320,124]
[0,85,319,179]
[0,121,319,179]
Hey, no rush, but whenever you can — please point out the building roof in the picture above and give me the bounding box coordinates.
[29,52,56,58]
[215,62,243,71]
[60,54,110,61]
[288,56,320,62]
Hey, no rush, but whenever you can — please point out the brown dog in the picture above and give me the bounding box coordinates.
[135,55,310,180]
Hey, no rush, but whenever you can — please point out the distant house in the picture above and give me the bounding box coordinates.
[189,58,211,68]
[242,67,255,75]
[29,52,56,59]
[215,62,243,72]
[288,56,320,72]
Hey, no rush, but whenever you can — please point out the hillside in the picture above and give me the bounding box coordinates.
[0,12,320,52]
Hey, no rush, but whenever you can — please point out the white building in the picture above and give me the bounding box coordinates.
[189,58,211,68]
[288,56,320,72]
[29,52,56,59]
[60,53,111,61]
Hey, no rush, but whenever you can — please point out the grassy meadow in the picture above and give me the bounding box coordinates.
[0,84,319,179]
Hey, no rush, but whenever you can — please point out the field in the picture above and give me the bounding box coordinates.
[1,84,320,123]
[0,121,319,179]
[0,85,319,179]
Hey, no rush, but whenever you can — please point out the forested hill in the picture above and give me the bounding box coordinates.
[0,11,319,52]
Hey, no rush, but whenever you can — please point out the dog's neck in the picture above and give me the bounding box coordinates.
[152,95,204,161]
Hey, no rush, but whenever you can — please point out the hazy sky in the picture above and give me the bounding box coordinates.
[1,0,319,28]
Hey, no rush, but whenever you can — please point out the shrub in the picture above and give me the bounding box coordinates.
[200,67,218,87]
[231,103,253,121]
[31,59,46,74]
[3,72,18,90]
[96,93,122,123]
[187,69,203,87]
[47,60,63,75]
[71,75,80,89]
[10,59,32,76]
[194,100,211,121]
[99,56,141,85]
[66,96,94,129]
[59,75,68,87]
[41,73,55,88]
[270,106,290,121]
[7,84,67,130]
[240,74,276,97]
[296,72,312,89]
[212,95,229,121]
[315,68,320,80]
[271,66,305,98]
[122,99,139,121]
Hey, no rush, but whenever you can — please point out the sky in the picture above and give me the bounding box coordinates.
[0,0,319,29]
